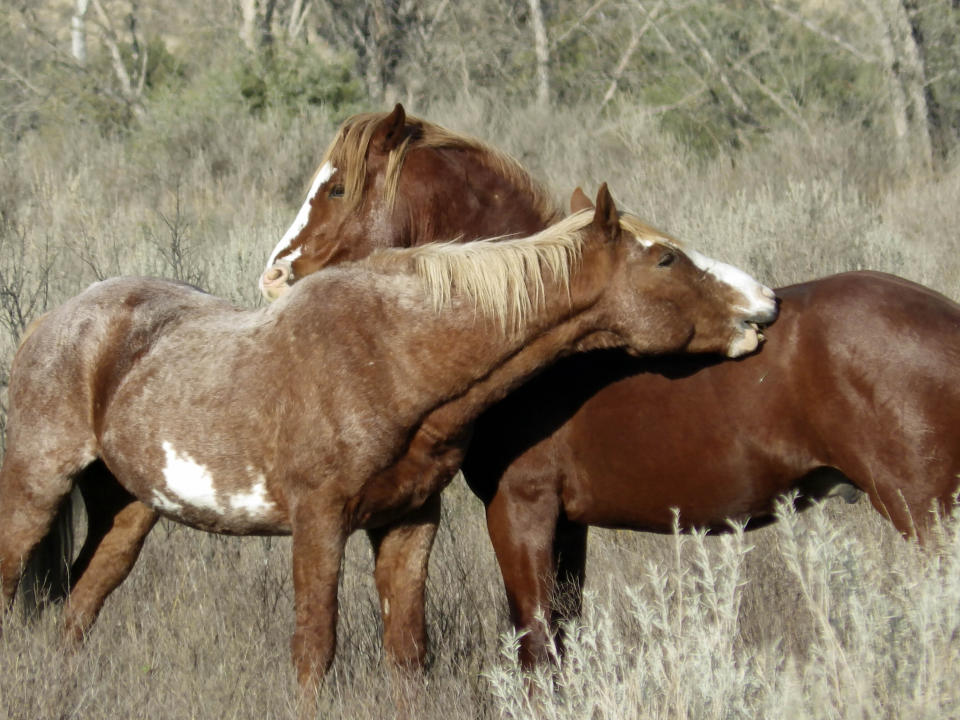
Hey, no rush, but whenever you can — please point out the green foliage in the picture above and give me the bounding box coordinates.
[118,35,188,92]
[914,1,960,156]
[237,45,364,117]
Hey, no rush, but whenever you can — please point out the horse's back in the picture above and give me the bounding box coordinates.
[780,271,960,407]
[465,270,960,531]
[8,278,225,439]
[780,270,960,342]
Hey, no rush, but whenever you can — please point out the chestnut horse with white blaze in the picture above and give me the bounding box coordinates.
[0,187,777,687]
[260,105,960,667]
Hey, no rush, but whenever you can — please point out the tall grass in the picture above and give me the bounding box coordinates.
[488,498,960,720]
[0,97,959,718]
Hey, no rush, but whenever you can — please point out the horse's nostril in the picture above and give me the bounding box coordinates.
[264,266,286,284]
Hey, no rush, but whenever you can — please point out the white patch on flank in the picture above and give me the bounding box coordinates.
[266,162,337,269]
[383,599,390,617]
[683,247,776,316]
[151,489,183,514]
[228,473,276,519]
[161,441,222,513]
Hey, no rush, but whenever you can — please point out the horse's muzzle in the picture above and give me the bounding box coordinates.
[260,262,293,302]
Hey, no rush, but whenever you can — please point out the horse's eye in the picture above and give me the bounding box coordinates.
[657,251,676,268]
[329,184,345,198]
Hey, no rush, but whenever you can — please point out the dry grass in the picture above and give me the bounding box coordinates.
[1,100,959,718]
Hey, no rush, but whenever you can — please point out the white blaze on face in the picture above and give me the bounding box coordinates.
[682,248,776,318]
[631,233,775,318]
[265,162,338,271]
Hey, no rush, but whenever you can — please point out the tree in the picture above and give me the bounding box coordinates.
[527,0,550,107]
[862,0,934,171]
[72,0,91,65]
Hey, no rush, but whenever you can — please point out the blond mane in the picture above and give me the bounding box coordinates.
[366,211,596,332]
[619,213,687,250]
[314,110,560,221]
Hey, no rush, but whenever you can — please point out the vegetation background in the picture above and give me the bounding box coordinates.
[1,0,959,717]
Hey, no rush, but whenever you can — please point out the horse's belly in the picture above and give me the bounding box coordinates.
[100,441,291,536]
[560,423,801,531]
[562,469,786,531]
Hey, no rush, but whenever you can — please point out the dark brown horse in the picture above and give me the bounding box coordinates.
[0,187,777,688]
[259,105,960,667]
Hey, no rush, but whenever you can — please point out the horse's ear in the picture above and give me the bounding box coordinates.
[570,187,594,213]
[592,183,621,241]
[372,103,407,153]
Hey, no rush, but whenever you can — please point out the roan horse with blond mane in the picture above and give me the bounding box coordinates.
[0,187,777,687]
[259,105,960,668]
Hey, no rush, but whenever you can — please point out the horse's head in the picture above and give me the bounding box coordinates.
[260,105,412,300]
[260,104,557,301]
[574,186,778,359]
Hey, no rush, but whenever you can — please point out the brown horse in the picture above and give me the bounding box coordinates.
[259,105,960,667]
[0,187,777,688]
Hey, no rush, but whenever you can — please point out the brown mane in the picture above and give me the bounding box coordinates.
[316,110,560,221]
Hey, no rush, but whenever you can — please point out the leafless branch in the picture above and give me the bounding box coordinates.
[553,0,609,47]
[766,1,878,64]
[601,0,667,109]
[0,57,44,95]
[679,17,750,115]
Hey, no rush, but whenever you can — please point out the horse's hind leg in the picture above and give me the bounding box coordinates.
[366,492,441,670]
[63,466,158,643]
[551,516,588,655]
[0,446,91,611]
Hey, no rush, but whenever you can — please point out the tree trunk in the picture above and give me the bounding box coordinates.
[239,0,258,51]
[287,0,310,41]
[71,0,90,65]
[371,0,404,103]
[238,0,276,51]
[863,0,933,172]
[526,0,550,108]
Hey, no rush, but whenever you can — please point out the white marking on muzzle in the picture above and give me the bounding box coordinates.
[265,162,338,270]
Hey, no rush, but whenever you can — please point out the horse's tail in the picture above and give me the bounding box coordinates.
[20,487,80,615]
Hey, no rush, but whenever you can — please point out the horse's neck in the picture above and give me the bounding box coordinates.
[409,149,560,245]
[382,258,608,435]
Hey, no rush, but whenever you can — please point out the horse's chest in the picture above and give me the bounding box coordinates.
[347,434,467,530]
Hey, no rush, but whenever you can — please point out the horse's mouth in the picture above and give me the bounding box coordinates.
[751,321,767,344]
[260,262,295,302]
[727,320,770,358]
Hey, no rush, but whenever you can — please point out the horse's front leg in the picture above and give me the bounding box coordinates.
[290,495,347,690]
[366,491,441,670]
[485,476,562,669]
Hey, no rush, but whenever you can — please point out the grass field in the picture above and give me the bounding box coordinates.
[1,97,959,718]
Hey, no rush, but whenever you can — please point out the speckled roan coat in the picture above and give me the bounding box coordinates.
[0,187,777,688]
[259,105,960,668]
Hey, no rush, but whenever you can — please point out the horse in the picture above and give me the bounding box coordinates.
[0,186,778,688]
[258,104,960,667]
